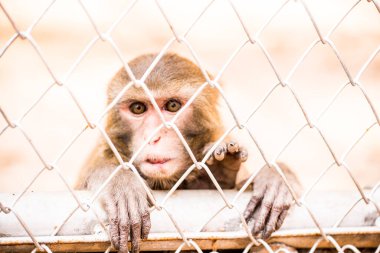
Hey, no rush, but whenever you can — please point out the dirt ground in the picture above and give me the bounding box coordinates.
[0,0,379,196]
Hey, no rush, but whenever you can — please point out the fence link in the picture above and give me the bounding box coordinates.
[0,0,380,252]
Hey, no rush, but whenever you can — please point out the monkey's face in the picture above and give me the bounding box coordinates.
[106,54,222,187]
[118,92,194,181]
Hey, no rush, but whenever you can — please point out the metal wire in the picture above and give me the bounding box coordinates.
[0,0,379,252]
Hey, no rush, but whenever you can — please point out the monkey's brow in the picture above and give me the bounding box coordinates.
[119,96,149,103]
[118,91,151,103]
[120,89,192,103]
[121,96,187,105]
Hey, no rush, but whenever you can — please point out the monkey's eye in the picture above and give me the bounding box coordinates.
[164,99,182,113]
[129,102,147,115]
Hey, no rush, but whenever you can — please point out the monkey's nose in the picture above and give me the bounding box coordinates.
[148,135,161,145]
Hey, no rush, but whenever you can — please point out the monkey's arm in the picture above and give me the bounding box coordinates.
[241,163,301,239]
[77,157,151,253]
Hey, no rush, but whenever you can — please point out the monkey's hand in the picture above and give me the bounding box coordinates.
[243,163,300,240]
[202,140,248,189]
[102,170,151,253]
[205,140,248,169]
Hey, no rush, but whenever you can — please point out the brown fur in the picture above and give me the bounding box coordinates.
[75,53,300,253]
[76,53,225,191]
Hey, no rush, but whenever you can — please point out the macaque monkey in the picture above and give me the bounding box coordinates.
[76,53,300,253]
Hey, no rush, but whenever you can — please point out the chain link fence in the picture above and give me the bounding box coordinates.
[0,0,380,252]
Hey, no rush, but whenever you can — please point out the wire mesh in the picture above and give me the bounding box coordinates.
[0,0,380,252]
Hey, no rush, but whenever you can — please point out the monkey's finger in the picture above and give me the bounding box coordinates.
[136,192,151,239]
[252,187,276,235]
[263,185,292,239]
[206,155,215,166]
[141,210,151,239]
[105,200,120,250]
[214,143,227,161]
[227,141,239,153]
[118,198,130,253]
[274,188,292,230]
[130,220,141,253]
[275,209,288,230]
[243,196,259,221]
[237,149,248,162]
[129,199,143,253]
[243,185,265,220]
[262,206,282,239]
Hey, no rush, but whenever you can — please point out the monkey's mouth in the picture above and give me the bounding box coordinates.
[141,157,174,178]
[146,157,171,165]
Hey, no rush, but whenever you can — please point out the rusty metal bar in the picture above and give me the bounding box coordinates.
[0,227,379,252]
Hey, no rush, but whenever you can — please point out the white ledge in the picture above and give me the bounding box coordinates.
[0,190,379,251]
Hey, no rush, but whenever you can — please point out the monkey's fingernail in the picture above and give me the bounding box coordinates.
[214,151,225,161]
[239,150,248,162]
[214,145,226,160]
[227,142,239,153]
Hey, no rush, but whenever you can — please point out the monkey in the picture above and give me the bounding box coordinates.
[76,53,301,253]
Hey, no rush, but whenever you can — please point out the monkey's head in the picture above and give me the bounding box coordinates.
[105,53,222,188]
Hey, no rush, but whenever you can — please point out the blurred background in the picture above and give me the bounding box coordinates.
[0,0,379,196]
